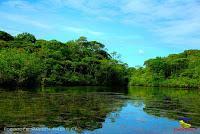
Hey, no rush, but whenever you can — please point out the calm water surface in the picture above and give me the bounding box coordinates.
[0,86,200,134]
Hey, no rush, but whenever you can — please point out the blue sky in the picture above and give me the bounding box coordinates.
[0,0,199,66]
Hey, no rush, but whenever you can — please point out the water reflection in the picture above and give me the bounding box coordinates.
[0,87,127,133]
[0,86,200,134]
[128,87,200,127]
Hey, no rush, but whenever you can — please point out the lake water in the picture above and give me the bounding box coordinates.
[0,86,200,134]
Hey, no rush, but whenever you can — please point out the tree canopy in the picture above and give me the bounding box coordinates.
[130,50,200,88]
[15,32,36,43]
[0,31,128,87]
[1,30,199,89]
[0,31,14,41]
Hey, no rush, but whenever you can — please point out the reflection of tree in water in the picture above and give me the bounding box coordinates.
[128,87,200,127]
[0,89,126,133]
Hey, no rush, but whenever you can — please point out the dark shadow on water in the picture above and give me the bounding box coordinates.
[0,86,128,133]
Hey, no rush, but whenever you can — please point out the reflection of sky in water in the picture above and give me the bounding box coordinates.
[1,87,200,134]
[28,102,184,134]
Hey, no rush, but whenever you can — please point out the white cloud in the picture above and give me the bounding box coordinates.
[138,49,145,55]
[0,0,37,11]
[120,0,200,47]
[46,0,121,18]
[0,27,21,35]
[1,0,199,48]
[48,0,200,47]
[64,26,103,36]
[0,12,51,30]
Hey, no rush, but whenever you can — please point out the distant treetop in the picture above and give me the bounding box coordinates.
[0,31,14,41]
[15,32,36,43]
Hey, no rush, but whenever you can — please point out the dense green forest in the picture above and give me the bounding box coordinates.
[1,30,200,88]
[0,31,128,87]
[130,50,200,88]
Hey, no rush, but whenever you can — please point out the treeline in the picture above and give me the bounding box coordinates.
[130,50,200,88]
[0,31,128,87]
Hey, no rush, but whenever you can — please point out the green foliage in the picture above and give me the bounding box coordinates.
[0,31,14,41]
[0,48,43,87]
[15,32,36,43]
[130,50,200,88]
[0,30,128,87]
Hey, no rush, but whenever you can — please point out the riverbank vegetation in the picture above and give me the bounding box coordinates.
[129,50,200,88]
[1,30,200,89]
[0,31,128,87]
